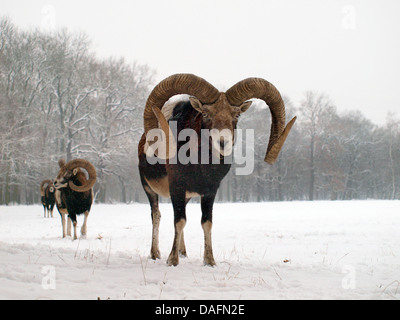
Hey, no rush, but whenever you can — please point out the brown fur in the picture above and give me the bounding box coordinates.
[54,159,96,240]
[140,74,296,267]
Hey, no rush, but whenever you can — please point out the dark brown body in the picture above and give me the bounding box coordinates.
[139,74,295,267]
[54,159,96,240]
[139,101,233,266]
[56,170,94,222]
[41,183,55,218]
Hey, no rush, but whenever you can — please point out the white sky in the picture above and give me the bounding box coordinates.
[1,0,400,125]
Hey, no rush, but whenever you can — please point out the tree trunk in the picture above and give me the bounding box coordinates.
[309,135,315,201]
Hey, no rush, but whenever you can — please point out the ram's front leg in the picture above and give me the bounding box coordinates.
[61,213,67,237]
[179,230,187,258]
[58,208,68,238]
[67,216,72,237]
[167,219,186,267]
[69,214,78,240]
[81,211,89,237]
[201,194,216,267]
[167,192,187,267]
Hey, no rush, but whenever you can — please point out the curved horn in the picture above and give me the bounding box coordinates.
[225,78,297,164]
[144,73,220,134]
[40,180,53,197]
[149,106,177,159]
[65,159,97,192]
[144,74,220,160]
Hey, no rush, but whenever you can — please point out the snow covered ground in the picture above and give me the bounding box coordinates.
[0,201,399,300]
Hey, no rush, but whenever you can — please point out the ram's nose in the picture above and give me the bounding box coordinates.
[219,137,227,150]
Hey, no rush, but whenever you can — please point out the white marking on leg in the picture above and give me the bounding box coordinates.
[179,230,187,257]
[81,211,89,237]
[151,208,161,260]
[202,221,216,266]
[73,221,78,240]
[67,217,72,237]
[167,219,186,266]
[61,212,67,238]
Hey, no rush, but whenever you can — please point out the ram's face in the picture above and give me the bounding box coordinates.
[54,166,69,189]
[190,94,252,156]
[54,167,78,190]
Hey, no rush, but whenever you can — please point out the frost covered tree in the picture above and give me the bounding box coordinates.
[1,16,400,204]
[299,91,336,200]
[0,18,154,204]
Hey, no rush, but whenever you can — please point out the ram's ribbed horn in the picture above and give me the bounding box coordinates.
[40,180,53,197]
[65,159,97,192]
[144,74,220,134]
[144,74,220,160]
[151,107,177,159]
[225,78,296,164]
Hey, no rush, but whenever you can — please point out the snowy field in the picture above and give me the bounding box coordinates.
[0,201,399,300]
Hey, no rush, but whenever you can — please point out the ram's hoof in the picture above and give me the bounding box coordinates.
[150,250,161,260]
[167,254,179,267]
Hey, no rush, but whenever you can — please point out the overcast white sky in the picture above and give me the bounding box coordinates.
[1,0,400,125]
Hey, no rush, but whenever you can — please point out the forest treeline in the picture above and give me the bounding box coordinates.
[1,17,399,205]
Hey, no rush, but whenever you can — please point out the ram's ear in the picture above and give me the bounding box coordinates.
[73,168,79,176]
[239,101,252,114]
[189,97,203,113]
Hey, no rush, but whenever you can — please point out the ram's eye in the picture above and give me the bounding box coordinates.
[202,112,209,119]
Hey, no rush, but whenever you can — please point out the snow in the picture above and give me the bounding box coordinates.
[0,201,399,300]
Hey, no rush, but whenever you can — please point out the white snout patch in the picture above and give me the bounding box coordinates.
[210,129,233,157]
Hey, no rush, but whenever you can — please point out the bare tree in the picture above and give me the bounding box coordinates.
[383,113,400,199]
[0,18,155,204]
[3,16,400,204]
[300,91,336,200]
